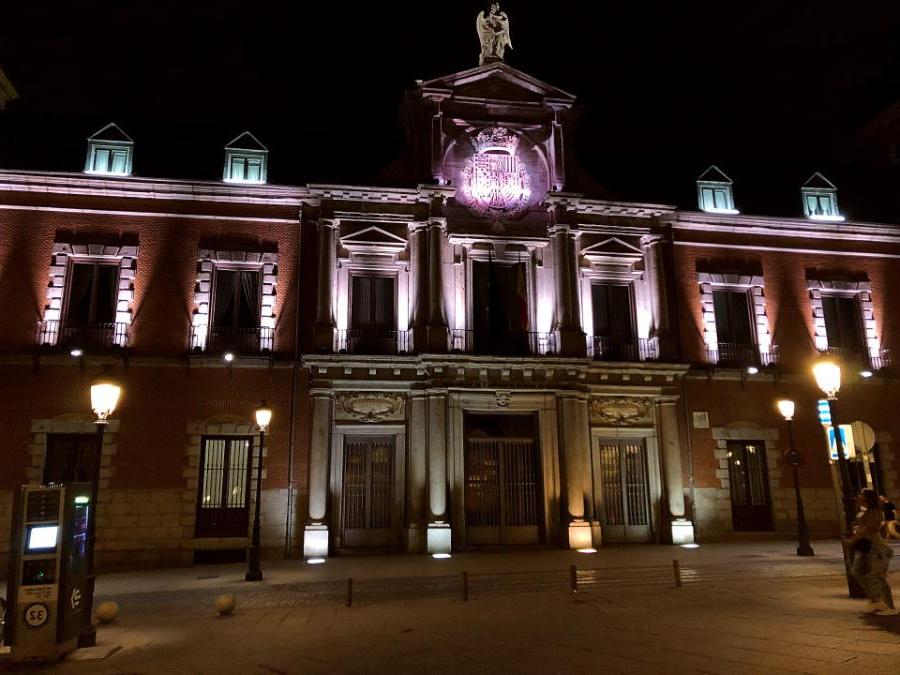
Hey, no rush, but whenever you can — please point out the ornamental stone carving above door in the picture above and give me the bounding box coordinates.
[335,392,406,423]
[589,398,652,425]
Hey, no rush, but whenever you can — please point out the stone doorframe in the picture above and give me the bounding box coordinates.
[447,390,561,549]
[588,425,663,545]
[328,423,407,552]
[711,424,780,532]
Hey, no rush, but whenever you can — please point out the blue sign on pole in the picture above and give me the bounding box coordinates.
[817,399,832,426]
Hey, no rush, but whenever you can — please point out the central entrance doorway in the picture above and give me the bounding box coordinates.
[464,414,543,545]
[340,436,399,548]
[592,438,653,543]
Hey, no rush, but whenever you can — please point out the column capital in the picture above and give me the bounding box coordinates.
[548,222,576,237]
[408,220,429,233]
[317,218,339,231]
[310,389,335,400]
[640,232,666,248]
[427,217,447,231]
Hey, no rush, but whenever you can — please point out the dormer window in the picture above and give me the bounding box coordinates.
[223,131,268,184]
[802,172,845,222]
[84,123,133,176]
[696,165,739,214]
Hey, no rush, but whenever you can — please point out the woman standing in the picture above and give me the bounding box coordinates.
[850,489,898,616]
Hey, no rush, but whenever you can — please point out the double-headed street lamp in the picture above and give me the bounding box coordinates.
[776,399,814,557]
[246,402,272,582]
[811,357,865,597]
[80,378,122,647]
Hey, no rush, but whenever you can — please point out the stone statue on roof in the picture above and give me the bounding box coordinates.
[477,3,512,66]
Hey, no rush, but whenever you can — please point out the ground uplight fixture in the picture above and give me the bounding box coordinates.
[860,369,873,378]
[680,543,700,549]
[223,352,234,362]
[776,399,795,421]
[307,557,326,565]
[746,366,759,375]
[432,553,452,559]
[576,548,597,554]
[70,348,83,357]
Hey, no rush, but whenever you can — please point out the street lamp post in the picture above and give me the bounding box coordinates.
[811,358,865,598]
[246,402,272,582]
[79,379,122,648]
[776,399,814,557]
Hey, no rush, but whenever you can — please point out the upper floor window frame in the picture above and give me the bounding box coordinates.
[63,257,120,327]
[696,165,739,215]
[802,172,845,222]
[222,131,268,184]
[84,123,133,177]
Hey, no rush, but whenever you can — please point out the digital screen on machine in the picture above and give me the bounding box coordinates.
[27,524,59,551]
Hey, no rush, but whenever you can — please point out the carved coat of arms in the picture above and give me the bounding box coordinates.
[335,392,406,423]
[590,398,651,425]
[459,127,531,220]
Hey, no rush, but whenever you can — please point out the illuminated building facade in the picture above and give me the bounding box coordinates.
[1,58,899,570]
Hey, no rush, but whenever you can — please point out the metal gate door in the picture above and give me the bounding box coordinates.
[195,436,252,538]
[341,436,397,548]
[593,439,652,543]
[465,437,541,545]
[727,440,773,531]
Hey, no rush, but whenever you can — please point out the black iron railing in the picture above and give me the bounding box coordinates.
[823,345,891,371]
[36,320,129,350]
[449,329,557,356]
[334,329,412,355]
[707,342,779,368]
[191,325,274,355]
[587,336,659,362]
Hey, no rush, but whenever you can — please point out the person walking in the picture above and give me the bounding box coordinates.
[881,495,900,540]
[850,489,898,616]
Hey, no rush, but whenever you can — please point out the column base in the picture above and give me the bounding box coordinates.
[427,522,452,554]
[567,520,594,550]
[303,524,329,558]
[554,329,587,357]
[670,519,695,545]
[407,524,426,553]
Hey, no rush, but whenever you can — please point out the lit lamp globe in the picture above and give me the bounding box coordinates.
[812,359,841,400]
[90,380,122,423]
[255,405,272,432]
[776,399,795,421]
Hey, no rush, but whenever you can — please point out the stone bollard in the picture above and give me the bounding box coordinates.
[95,601,119,624]
[215,594,236,616]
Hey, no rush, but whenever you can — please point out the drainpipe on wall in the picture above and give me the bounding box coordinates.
[284,207,303,558]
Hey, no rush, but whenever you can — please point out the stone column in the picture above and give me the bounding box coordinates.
[657,400,694,544]
[407,393,427,552]
[409,222,428,351]
[304,391,332,557]
[559,394,593,549]
[550,223,586,357]
[426,392,451,554]
[424,219,449,352]
[312,219,337,352]
[641,231,676,360]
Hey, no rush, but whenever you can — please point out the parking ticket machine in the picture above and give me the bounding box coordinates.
[5,484,92,663]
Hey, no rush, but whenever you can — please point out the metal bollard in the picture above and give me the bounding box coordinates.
[673,560,682,588]
[347,577,353,607]
[570,564,578,593]
[462,571,469,602]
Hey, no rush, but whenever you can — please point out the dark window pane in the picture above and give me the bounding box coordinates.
[238,271,259,328]
[592,284,632,339]
[213,270,236,327]
[67,264,95,324]
[822,296,862,351]
[713,290,753,344]
[95,265,118,323]
[43,434,97,485]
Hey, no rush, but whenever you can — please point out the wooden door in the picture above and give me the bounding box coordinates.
[727,441,773,531]
[195,436,253,538]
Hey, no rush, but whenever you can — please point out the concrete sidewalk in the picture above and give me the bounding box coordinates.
[86,539,856,598]
[4,540,900,674]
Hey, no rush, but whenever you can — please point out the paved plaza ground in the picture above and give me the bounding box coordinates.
[2,540,900,673]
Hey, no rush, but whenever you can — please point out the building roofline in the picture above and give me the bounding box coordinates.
[675,209,900,241]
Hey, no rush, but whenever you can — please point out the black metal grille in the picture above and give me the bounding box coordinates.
[334,329,411,355]
[588,336,659,362]
[190,325,274,355]
[707,342,779,367]
[36,320,129,350]
[450,329,556,356]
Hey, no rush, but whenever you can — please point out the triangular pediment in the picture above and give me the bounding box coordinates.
[803,172,836,190]
[226,131,267,152]
[582,237,643,258]
[340,225,408,249]
[420,62,576,106]
[88,122,132,144]
[698,165,732,184]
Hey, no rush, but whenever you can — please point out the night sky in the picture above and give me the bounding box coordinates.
[2,2,899,220]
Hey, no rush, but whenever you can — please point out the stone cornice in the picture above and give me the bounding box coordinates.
[0,170,306,205]
[675,210,900,243]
